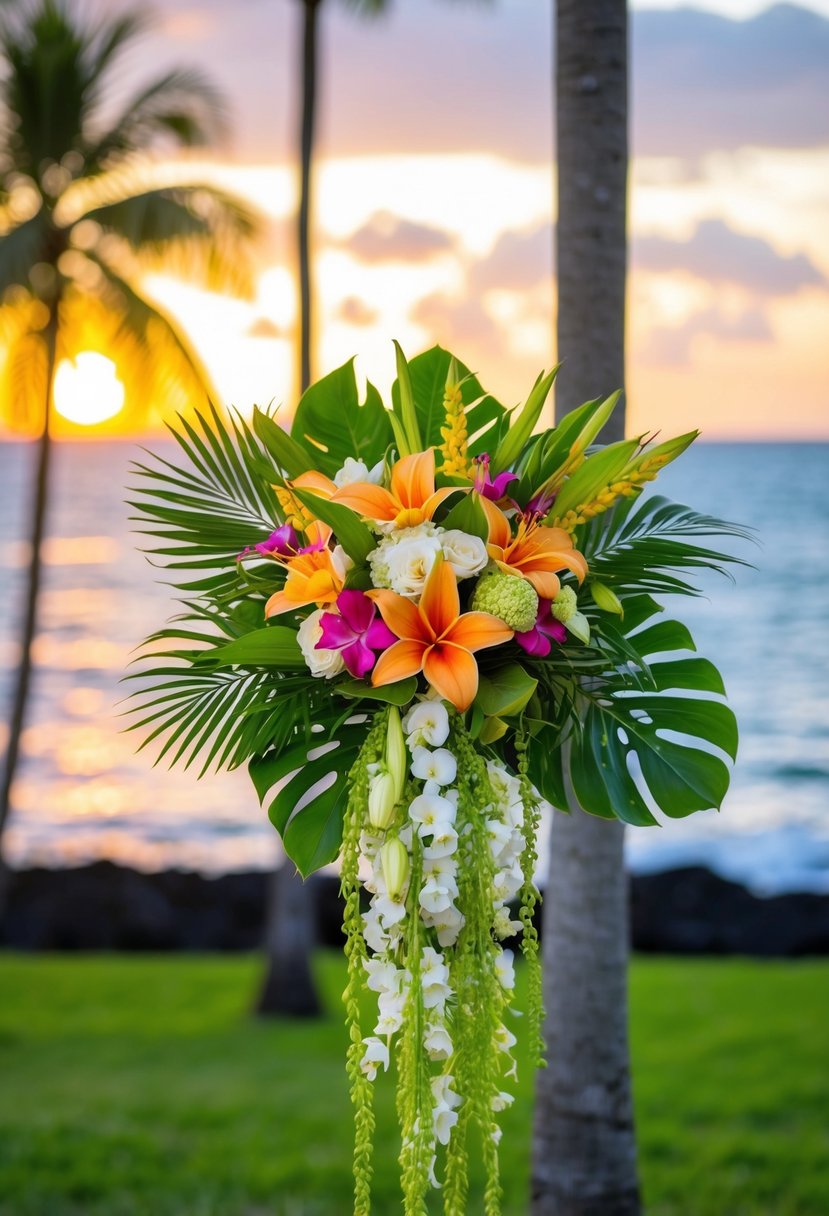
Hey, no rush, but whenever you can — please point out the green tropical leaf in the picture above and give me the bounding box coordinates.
[250,726,367,876]
[391,345,506,454]
[290,486,376,565]
[491,366,558,475]
[475,664,538,719]
[336,677,418,705]
[200,626,304,669]
[439,489,487,539]
[252,407,314,477]
[291,359,393,476]
[566,596,737,826]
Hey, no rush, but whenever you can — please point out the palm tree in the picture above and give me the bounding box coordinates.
[294,0,385,394]
[0,0,259,913]
[531,3,640,1214]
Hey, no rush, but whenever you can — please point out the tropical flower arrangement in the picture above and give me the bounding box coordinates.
[129,344,746,1215]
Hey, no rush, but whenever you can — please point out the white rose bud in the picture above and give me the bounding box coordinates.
[297,609,344,679]
[441,529,488,580]
[387,534,443,597]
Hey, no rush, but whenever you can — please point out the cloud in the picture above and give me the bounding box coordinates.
[335,296,378,327]
[632,5,829,156]
[634,219,826,296]
[246,317,285,339]
[642,304,773,365]
[124,1,829,162]
[344,212,455,264]
[471,224,553,293]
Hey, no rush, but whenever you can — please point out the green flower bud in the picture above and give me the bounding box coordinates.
[590,581,624,617]
[385,706,407,805]
[381,837,409,900]
[368,771,397,830]
[471,568,539,632]
[551,585,578,623]
[565,611,591,644]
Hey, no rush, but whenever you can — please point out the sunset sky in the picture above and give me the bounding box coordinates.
[8,0,829,439]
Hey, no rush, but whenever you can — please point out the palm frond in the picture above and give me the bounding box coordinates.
[85,67,227,167]
[0,211,48,293]
[129,402,282,593]
[580,493,754,598]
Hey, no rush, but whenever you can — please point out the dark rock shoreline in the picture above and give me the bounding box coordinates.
[2,861,828,956]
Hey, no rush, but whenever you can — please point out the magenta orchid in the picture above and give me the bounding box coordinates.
[514,599,567,657]
[473,453,518,502]
[317,589,397,678]
[238,523,299,561]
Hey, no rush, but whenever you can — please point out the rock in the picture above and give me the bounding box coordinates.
[629,866,829,956]
[2,862,828,956]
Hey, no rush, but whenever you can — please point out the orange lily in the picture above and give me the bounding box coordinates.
[275,470,336,529]
[482,497,588,599]
[265,523,346,617]
[369,555,513,712]
[330,449,457,528]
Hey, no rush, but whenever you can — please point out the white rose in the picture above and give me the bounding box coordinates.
[387,533,443,597]
[297,609,344,679]
[441,529,488,580]
[333,456,384,488]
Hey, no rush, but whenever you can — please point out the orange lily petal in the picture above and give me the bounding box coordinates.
[372,639,427,687]
[292,470,336,499]
[369,589,429,642]
[303,569,338,601]
[418,554,459,639]
[391,450,435,509]
[444,611,514,653]
[423,642,479,712]
[525,570,562,600]
[422,485,461,519]
[264,589,293,617]
[481,495,511,547]
[330,482,400,521]
[304,521,333,548]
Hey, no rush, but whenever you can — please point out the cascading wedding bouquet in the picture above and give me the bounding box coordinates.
[129,344,746,1215]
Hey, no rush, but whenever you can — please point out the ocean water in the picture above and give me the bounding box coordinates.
[0,440,827,893]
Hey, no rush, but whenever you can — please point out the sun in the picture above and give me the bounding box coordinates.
[54,352,125,426]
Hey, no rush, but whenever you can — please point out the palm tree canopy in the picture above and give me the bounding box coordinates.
[0,0,262,431]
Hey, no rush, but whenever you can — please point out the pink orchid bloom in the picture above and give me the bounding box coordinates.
[473,453,519,502]
[514,599,567,658]
[238,523,299,561]
[317,589,397,679]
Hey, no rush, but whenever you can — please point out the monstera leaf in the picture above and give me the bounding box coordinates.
[530,596,738,826]
[249,724,366,876]
[290,359,392,478]
[391,345,507,455]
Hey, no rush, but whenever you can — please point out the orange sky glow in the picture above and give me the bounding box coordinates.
[2,0,828,442]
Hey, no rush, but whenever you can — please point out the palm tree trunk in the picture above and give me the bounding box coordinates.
[251,0,325,1019]
[298,0,321,395]
[0,302,59,923]
[531,4,639,1214]
[255,864,322,1017]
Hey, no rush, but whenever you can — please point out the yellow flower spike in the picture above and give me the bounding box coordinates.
[439,358,472,477]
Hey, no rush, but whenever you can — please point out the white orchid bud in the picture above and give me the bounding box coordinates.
[385,706,408,805]
[368,771,397,830]
[381,837,410,901]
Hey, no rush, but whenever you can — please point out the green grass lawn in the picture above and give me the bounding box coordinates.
[0,954,826,1215]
